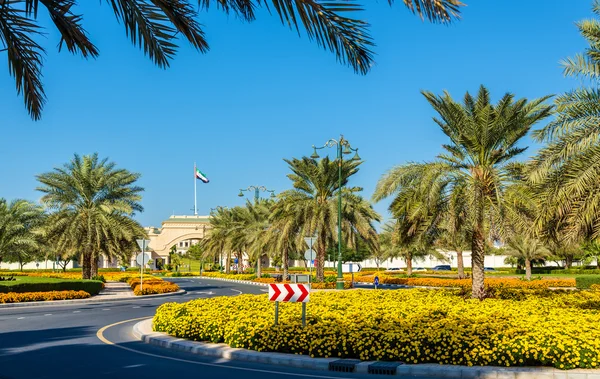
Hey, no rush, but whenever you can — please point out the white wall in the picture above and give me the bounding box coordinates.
[0,260,76,271]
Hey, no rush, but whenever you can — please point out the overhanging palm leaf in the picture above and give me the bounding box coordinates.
[3,0,464,120]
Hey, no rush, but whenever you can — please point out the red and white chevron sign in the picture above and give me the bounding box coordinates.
[268,283,310,303]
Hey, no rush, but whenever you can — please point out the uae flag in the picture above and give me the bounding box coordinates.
[195,168,209,183]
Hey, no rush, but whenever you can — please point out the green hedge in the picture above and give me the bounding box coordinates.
[575,276,600,289]
[0,280,104,295]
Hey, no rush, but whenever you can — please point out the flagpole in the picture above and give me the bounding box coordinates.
[194,162,197,215]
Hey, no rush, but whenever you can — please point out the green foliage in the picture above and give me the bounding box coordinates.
[91,275,106,283]
[0,199,45,269]
[576,276,600,289]
[37,153,145,279]
[1,1,463,120]
[0,279,103,295]
[276,156,380,281]
[373,85,553,298]
[528,2,600,241]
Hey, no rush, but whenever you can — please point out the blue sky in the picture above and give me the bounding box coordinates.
[0,1,592,227]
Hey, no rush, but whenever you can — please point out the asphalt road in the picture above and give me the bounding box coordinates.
[0,278,406,379]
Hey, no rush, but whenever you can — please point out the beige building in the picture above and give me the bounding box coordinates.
[139,215,212,267]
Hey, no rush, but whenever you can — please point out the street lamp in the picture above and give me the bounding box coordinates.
[238,186,276,275]
[311,135,360,290]
[238,186,276,203]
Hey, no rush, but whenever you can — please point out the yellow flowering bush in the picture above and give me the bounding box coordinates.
[0,290,90,303]
[154,289,600,369]
[133,282,179,295]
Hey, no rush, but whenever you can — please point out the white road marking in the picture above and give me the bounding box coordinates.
[17,317,25,320]
[132,306,140,309]
[73,311,81,313]
[195,291,213,295]
[123,364,145,368]
[260,289,268,292]
[230,289,242,295]
[102,308,111,311]
[44,314,52,316]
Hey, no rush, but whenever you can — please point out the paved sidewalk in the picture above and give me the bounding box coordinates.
[97,281,135,299]
[133,318,600,379]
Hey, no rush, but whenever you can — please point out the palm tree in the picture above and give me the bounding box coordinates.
[505,235,549,280]
[0,199,44,271]
[202,206,232,273]
[1,0,462,121]
[583,240,600,269]
[37,153,145,279]
[276,156,379,281]
[528,1,600,242]
[240,199,273,278]
[374,86,553,299]
[268,202,304,281]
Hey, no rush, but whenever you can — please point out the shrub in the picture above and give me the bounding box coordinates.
[576,276,600,289]
[133,282,179,296]
[0,280,104,295]
[0,290,91,303]
[91,275,106,283]
[154,289,600,369]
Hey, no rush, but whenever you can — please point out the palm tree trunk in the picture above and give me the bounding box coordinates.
[565,255,573,269]
[525,258,532,280]
[225,251,231,274]
[82,251,91,279]
[456,250,465,279]
[406,252,413,276]
[283,247,289,282]
[471,224,486,300]
[91,253,98,278]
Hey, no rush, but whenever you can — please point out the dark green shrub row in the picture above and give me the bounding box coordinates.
[576,276,600,289]
[0,280,103,295]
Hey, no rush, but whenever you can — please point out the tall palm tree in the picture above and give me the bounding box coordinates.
[37,153,145,279]
[0,199,44,270]
[276,156,379,281]
[528,0,600,241]
[505,235,549,280]
[1,0,462,121]
[202,206,232,273]
[374,86,553,299]
[268,202,304,281]
[240,199,273,278]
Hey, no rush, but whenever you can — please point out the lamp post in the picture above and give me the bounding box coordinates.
[310,135,360,290]
[238,186,276,275]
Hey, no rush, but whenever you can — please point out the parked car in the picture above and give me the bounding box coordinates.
[484,267,496,272]
[432,265,451,271]
[386,267,401,271]
[413,267,427,272]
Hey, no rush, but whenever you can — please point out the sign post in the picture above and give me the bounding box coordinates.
[136,239,151,292]
[304,236,317,283]
[269,283,310,327]
[374,275,379,290]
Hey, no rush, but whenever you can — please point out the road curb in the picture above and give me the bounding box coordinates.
[0,289,187,309]
[171,276,269,287]
[132,318,599,378]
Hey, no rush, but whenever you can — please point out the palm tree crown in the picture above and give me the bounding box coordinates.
[0,199,44,269]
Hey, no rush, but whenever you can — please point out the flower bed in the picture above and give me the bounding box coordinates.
[0,290,91,303]
[154,289,600,369]
[126,277,179,296]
